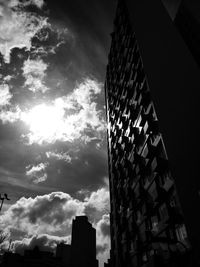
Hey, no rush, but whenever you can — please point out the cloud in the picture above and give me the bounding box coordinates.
[0,0,48,63]
[0,188,109,240]
[22,58,49,93]
[43,143,108,195]
[0,192,82,242]
[31,26,72,57]
[0,84,12,106]
[96,214,110,265]
[0,189,110,265]
[11,234,70,255]
[22,78,106,144]
[85,188,110,214]
[1,193,76,234]
[46,151,72,163]
[3,75,13,82]
[18,0,45,9]
[26,162,48,184]
[0,105,21,123]
[0,78,106,147]
[5,0,45,9]
[13,235,68,255]
[96,214,110,238]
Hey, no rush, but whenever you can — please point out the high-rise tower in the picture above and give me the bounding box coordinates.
[70,216,98,267]
[174,0,200,67]
[105,0,200,266]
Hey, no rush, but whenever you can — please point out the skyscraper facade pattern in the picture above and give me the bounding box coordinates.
[105,1,191,266]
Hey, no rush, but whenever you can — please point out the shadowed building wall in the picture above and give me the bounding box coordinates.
[174,0,200,67]
[161,0,182,20]
[105,0,200,266]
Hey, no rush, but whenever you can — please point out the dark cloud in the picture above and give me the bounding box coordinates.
[95,214,110,259]
[98,215,110,238]
[46,0,116,81]
[0,128,108,201]
[9,228,27,241]
[48,151,106,197]
[97,243,109,255]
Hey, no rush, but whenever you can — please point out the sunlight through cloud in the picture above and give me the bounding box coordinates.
[22,103,65,143]
[21,79,106,145]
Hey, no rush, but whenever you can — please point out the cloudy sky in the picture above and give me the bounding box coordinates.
[0,0,116,265]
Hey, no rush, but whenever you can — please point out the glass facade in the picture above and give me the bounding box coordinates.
[105,1,191,266]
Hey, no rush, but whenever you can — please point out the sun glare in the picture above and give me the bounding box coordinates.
[22,103,66,142]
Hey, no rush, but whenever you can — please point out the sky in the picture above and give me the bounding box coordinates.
[0,0,116,265]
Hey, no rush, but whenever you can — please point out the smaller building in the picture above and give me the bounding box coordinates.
[0,246,62,267]
[56,243,71,265]
[0,252,23,267]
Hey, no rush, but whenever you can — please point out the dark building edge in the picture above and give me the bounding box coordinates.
[105,0,200,266]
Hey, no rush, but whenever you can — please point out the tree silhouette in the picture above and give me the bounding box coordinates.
[0,230,8,245]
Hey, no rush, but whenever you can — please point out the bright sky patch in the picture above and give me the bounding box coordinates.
[20,79,105,145]
[22,103,65,144]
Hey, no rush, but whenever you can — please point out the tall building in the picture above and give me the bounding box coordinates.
[70,216,98,267]
[105,0,200,266]
[174,0,200,67]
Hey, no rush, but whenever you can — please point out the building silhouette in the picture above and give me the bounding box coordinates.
[71,216,98,267]
[0,246,59,267]
[56,243,71,266]
[0,216,99,267]
[105,0,200,266]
